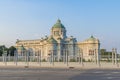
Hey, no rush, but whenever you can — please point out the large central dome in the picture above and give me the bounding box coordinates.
[52,19,65,28]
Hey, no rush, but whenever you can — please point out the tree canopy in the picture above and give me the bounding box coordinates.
[0,45,16,56]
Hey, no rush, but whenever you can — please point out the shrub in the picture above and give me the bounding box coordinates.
[70,59,76,62]
[42,59,46,62]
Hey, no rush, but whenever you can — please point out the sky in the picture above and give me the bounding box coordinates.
[0,0,120,52]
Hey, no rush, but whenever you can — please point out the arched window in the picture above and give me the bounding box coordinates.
[54,31,59,36]
[89,50,94,55]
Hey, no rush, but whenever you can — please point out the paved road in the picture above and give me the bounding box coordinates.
[0,67,83,80]
[71,69,120,80]
[0,67,120,80]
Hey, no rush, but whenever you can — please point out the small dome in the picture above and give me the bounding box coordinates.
[52,19,65,28]
[85,35,99,43]
[87,36,96,41]
[47,36,57,43]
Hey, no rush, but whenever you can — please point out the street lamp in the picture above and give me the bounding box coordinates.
[14,50,18,66]
[112,48,114,64]
[115,48,117,65]
[78,49,80,64]
[49,50,54,66]
[66,49,69,66]
[52,50,54,66]
[38,50,41,66]
[80,49,83,66]
[94,49,97,64]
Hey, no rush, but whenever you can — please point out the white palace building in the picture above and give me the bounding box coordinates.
[15,19,100,61]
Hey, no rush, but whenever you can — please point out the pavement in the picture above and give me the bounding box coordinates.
[0,62,120,80]
[0,67,82,80]
[0,62,120,69]
[71,69,120,80]
[0,67,120,80]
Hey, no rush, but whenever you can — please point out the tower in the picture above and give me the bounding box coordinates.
[51,19,67,40]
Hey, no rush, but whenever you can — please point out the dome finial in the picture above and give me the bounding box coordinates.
[57,19,61,23]
[52,19,65,28]
[91,35,94,38]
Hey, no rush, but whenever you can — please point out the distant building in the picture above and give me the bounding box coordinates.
[15,19,100,61]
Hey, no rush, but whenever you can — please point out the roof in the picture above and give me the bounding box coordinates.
[84,35,99,43]
[52,19,65,28]
[87,35,96,41]
[47,36,57,43]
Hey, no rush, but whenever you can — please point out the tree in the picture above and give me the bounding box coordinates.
[100,49,112,60]
[100,49,112,55]
[100,49,106,55]
[0,45,8,56]
[8,46,16,56]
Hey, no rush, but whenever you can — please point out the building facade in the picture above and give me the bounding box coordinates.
[15,19,100,61]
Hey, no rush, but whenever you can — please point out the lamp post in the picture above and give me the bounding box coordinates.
[3,50,7,66]
[48,50,52,64]
[112,48,114,64]
[27,50,29,66]
[91,49,94,62]
[52,50,54,66]
[98,49,101,67]
[2,47,5,63]
[8,51,10,62]
[94,49,96,64]
[94,49,100,65]
[78,49,80,64]
[112,48,118,67]
[39,50,41,66]
[57,48,60,62]
[80,49,83,66]
[63,49,66,64]
[37,50,39,63]
[66,49,69,66]
[25,49,29,67]
[92,49,97,64]
[115,48,117,65]
[2,47,4,63]
[14,50,18,66]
